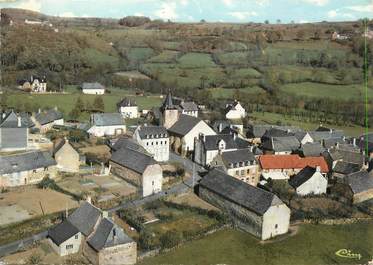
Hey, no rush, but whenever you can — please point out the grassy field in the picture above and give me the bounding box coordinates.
[6,88,162,121]
[280,82,373,100]
[250,111,368,137]
[177,53,217,68]
[210,86,264,99]
[139,222,373,265]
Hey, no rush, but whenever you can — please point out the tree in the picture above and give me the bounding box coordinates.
[264,20,269,24]
[93,96,105,112]
[75,96,84,112]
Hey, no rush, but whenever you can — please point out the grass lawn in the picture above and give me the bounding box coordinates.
[6,88,162,121]
[139,222,373,265]
[177,53,217,68]
[147,50,179,63]
[250,111,368,137]
[279,82,373,101]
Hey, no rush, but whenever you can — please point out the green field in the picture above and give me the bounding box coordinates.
[177,53,217,68]
[211,86,264,99]
[139,223,373,265]
[280,82,373,100]
[6,88,162,121]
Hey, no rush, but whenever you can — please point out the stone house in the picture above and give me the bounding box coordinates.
[117,98,138,119]
[82,82,105,95]
[110,146,162,197]
[332,161,361,181]
[53,138,81,172]
[199,168,290,240]
[225,100,246,120]
[0,110,29,151]
[167,114,216,156]
[299,142,325,157]
[33,108,64,133]
[133,125,169,162]
[0,151,57,187]
[261,136,300,155]
[288,166,327,196]
[177,100,199,117]
[344,171,373,204]
[87,113,126,137]
[211,148,260,186]
[194,133,250,166]
[259,154,329,180]
[48,201,137,265]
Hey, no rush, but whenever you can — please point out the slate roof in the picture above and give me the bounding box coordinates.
[117,98,137,107]
[333,161,361,175]
[0,151,56,175]
[323,137,345,149]
[68,202,102,236]
[246,124,273,138]
[203,134,237,151]
[301,142,325,157]
[110,137,147,153]
[212,120,232,133]
[87,218,134,252]
[259,154,329,173]
[137,125,168,139]
[0,111,29,128]
[262,136,300,153]
[91,113,124,126]
[347,170,373,194]
[35,109,63,125]
[308,130,344,142]
[289,166,318,188]
[110,147,156,174]
[329,148,364,166]
[221,148,256,166]
[48,220,79,246]
[82,82,105,90]
[200,168,283,215]
[162,91,175,110]
[262,128,293,140]
[179,101,198,111]
[168,114,202,136]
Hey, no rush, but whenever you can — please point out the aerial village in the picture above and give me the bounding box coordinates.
[0,77,372,265]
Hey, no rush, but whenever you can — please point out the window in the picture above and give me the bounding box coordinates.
[146,142,149,146]
[66,244,73,250]
[75,234,79,239]
[235,170,239,176]
[275,224,278,229]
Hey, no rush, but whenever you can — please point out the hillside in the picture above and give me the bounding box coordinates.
[0,8,372,129]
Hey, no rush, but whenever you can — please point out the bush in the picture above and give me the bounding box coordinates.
[27,253,42,265]
[139,229,157,250]
[38,177,82,201]
[117,208,145,232]
[159,230,183,249]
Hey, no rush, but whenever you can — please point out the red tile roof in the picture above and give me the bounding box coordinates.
[259,154,329,173]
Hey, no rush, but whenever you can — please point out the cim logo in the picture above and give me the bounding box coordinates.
[335,249,362,260]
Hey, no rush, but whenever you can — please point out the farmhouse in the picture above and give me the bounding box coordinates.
[261,136,300,155]
[0,151,56,187]
[211,148,260,186]
[88,113,126,137]
[82,82,105,95]
[289,166,327,196]
[53,138,81,172]
[199,168,290,240]
[133,125,169,162]
[332,161,361,181]
[48,201,137,265]
[110,146,162,197]
[0,110,29,151]
[225,100,246,120]
[177,100,199,117]
[299,142,325,157]
[117,98,138,119]
[259,154,329,180]
[33,108,64,133]
[194,133,250,166]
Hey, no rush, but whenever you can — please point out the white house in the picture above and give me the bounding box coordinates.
[133,125,169,162]
[199,168,290,240]
[87,113,126,137]
[82,82,105,95]
[117,98,138,119]
[48,220,82,256]
[178,101,199,117]
[289,166,328,196]
[225,100,246,120]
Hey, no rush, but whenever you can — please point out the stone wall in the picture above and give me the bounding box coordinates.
[98,242,137,265]
[110,161,141,187]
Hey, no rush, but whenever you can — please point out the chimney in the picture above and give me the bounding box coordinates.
[233,132,237,140]
[112,228,117,241]
[86,196,92,204]
[336,142,340,149]
[353,138,357,146]
[54,106,58,111]
[2,112,6,119]
[316,166,321,172]
[38,108,41,114]
[17,116,21,127]
[219,123,223,133]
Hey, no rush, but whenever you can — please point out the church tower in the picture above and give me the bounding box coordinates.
[162,90,179,129]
